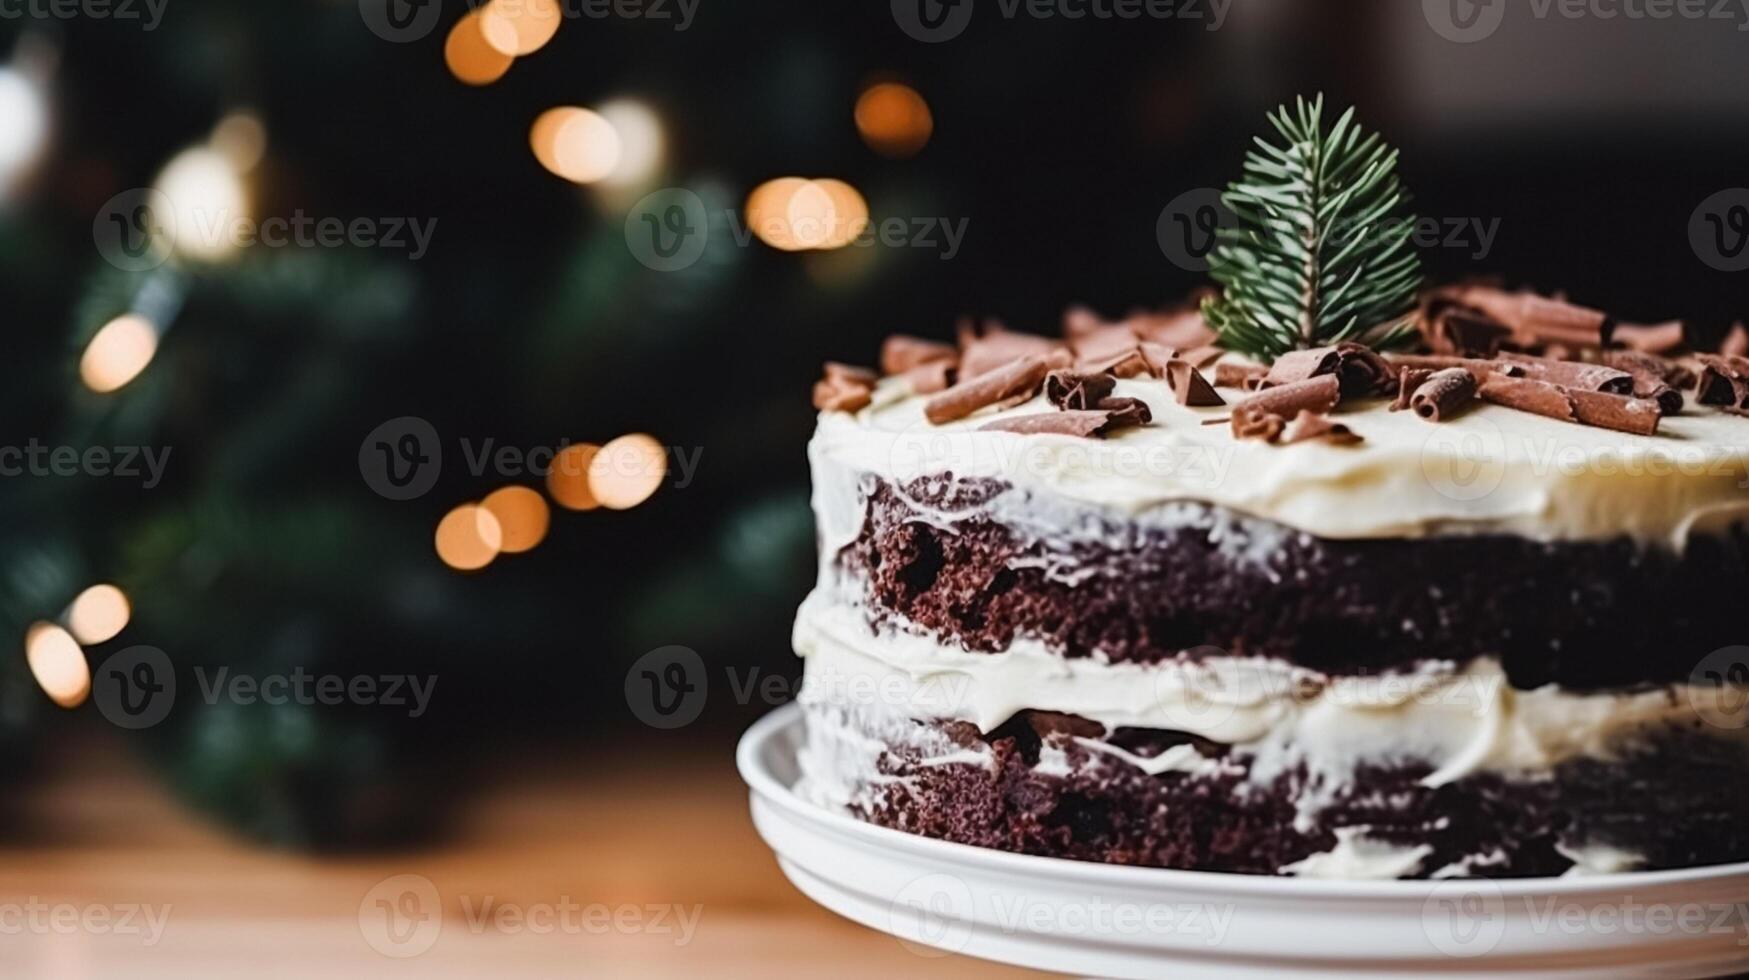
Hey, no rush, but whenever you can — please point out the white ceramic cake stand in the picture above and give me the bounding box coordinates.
[739,704,1749,979]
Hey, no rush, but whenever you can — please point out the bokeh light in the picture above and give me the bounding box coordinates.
[80,314,159,394]
[67,584,131,645]
[596,99,665,188]
[0,67,49,193]
[588,434,667,510]
[546,443,601,511]
[481,0,562,56]
[153,145,248,262]
[210,110,268,174]
[745,177,868,252]
[481,486,550,553]
[745,177,811,251]
[435,504,504,571]
[812,179,869,249]
[25,622,90,709]
[445,11,516,87]
[855,82,932,158]
[530,107,621,184]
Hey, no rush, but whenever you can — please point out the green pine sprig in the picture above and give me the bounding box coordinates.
[1203,95,1424,362]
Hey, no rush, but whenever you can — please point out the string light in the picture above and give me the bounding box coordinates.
[25,622,89,709]
[546,443,601,511]
[596,99,665,189]
[530,107,621,184]
[435,504,503,571]
[745,177,869,252]
[588,433,667,510]
[80,313,159,393]
[481,485,550,553]
[0,65,49,197]
[854,82,933,158]
[152,145,248,262]
[481,0,562,56]
[66,584,131,645]
[445,11,515,87]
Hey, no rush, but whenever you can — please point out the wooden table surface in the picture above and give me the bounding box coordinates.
[0,735,1043,979]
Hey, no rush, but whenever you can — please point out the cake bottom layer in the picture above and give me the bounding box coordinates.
[797,700,1749,879]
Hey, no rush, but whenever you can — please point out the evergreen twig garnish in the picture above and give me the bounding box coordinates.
[1203,95,1424,362]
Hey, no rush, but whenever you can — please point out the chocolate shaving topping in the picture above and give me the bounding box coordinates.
[1096,396,1153,428]
[812,362,876,412]
[1497,352,1633,394]
[1390,367,1435,411]
[1070,324,1143,364]
[1441,284,1611,350]
[1262,348,1341,387]
[1263,343,1391,396]
[980,410,1113,438]
[925,354,1049,424]
[1611,320,1686,355]
[1386,354,1521,387]
[1075,348,1149,378]
[1230,375,1341,441]
[1409,368,1478,423]
[1281,410,1363,446]
[957,320,1068,379]
[1478,374,1663,436]
[1138,341,1177,378]
[1166,359,1224,407]
[1044,370,1116,411]
[1596,350,1683,414]
[1181,344,1225,370]
[902,359,955,395]
[1724,322,1749,360]
[1128,307,1216,350]
[1425,305,1511,357]
[1214,361,1269,391]
[1695,354,1749,415]
[881,335,957,375]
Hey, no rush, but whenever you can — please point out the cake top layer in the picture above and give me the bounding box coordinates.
[810,294,1749,546]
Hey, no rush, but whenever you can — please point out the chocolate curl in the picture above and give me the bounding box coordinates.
[1263,348,1340,387]
[1445,284,1611,350]
[812,362,876,412]
[1724,322,1749,359]
[1181,344,1225,369]
[881,335,957,375]
[1076,348,1149,378]
[958,321,1067,379]
[1262,343,1393,396]
[1596,351,1683,414]
[1167,359,1224,407]
[1425,305,1511,357]
[1070,324,1140,362]
[1390,367,1435,412]
[1214,361,1269,391]
[1138,342,1177,377]
[1128,307,1216,350]
[903,360,955,395]
[981,411,1112,438]
[1096,396,1153,429]
[1611,320,1686,355]
[1282,410,1363,446]
[1045,370,1116,411]
[1062,305,1104,338]
[1695,355,1749,415]
[1409,368,1478,422]
[1386,354,1520,387]
[925,355,1049,424]
[1230,375,1341,441]
[1497,352,1633,394]
[1479,374,1663,436]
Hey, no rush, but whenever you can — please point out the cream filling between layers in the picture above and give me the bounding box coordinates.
[794,591,1749,826]
[812,376,1749,549]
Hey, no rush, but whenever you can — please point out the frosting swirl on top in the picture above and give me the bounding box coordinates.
[812,375,1749,547]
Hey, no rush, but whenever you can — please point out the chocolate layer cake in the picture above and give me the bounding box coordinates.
[793,298,1749,879]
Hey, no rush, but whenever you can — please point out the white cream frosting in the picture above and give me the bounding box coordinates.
[812,375,1749,547]
[793,591,1749,825]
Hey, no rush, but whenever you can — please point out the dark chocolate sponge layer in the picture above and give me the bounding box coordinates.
[841,709,1749,878]
[843,475,1749,689]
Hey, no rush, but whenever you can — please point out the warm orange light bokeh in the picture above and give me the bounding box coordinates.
[435,504,504,571]
[481,485,551,554]
[854,82,933,158]
[546,443,602,511]
[445,11,515,87]
[26,622,90,709]
[588,434,667,510]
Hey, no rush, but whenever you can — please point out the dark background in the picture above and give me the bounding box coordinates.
[0,0,1745,848]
